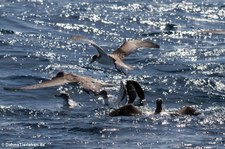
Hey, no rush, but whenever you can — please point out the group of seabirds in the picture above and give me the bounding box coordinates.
[4,36,201,117]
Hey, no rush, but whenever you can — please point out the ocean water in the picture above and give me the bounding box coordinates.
[0,0,225,148]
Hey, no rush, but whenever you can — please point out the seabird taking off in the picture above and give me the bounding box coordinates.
[117,80,145,106]
[4,71,113,95]
[71,36,160,74]
[109,80,145,116]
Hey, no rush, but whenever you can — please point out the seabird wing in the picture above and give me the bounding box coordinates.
[75,75,104,93]
[127,80,145,99]
[126,81,137,104]
[116,81,128,105]
[112,39,160,60]
[114,59,133,70]
[4,72,108,93]
[4,76,71,91]
[71,36,109,57]
[126,80,145,104]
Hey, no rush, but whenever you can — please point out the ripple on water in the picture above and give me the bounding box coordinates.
[0,0,225,148]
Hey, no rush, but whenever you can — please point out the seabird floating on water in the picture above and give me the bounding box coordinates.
[109,103,142,116]
[4,71,113,95]
[154,98,201,116]
[175,106,201,116]
[110,81,201,117]
[154,98,163,114]
[71,36,160,74]
[55,91,80,108]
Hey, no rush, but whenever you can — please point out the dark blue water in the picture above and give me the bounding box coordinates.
[1,0,225,148]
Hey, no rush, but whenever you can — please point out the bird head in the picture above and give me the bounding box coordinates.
[90,55,98,63]
[52,71,65,79]
[155,98,163,114]
[98,90,108,98]
[98,90,110,106]
[55,92,70,100]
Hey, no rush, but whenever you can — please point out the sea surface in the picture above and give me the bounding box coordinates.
[0,0,225,148]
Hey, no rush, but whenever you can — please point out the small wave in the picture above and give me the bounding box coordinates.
[0,40,10,46]
[2,75,48,90]
[24,122,49,129]
[69,126,103,134]
[0,29,15,35]
[0,105,39,116]
[142,23,179,37]
[0,105,57,119]
[3,75,46,81]
[152,63,191,73]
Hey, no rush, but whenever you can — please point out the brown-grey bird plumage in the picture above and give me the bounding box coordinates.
[4,71,113,94]
[154,99,201,116]
[109,80,145,117]
[71,36,160,73]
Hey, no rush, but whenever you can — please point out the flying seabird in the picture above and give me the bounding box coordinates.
[4,71,113,95]
[70,36,160,74]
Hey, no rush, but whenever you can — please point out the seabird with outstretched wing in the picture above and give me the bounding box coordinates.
[71,36,160,74]
[4,71,113,95]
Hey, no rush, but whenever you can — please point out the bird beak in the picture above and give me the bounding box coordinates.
[90,55,97,64]
[89,58,94,64]
[55,94,60,97]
